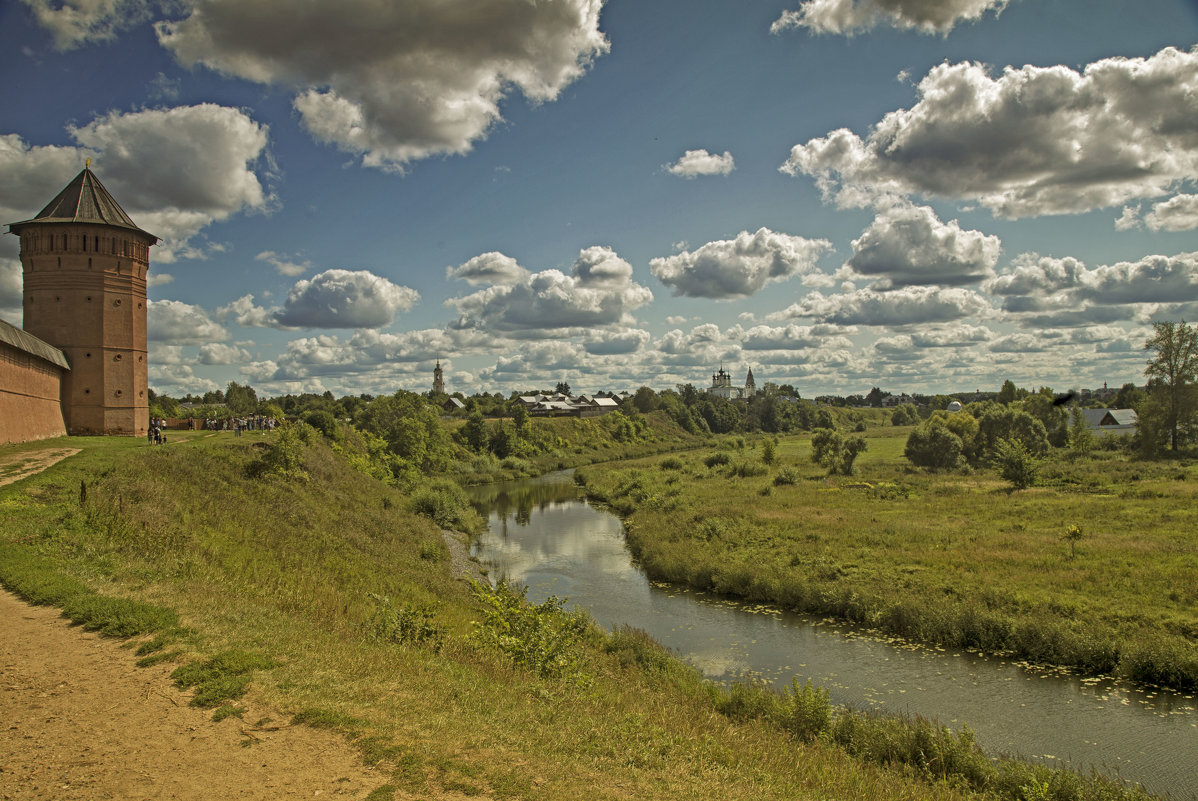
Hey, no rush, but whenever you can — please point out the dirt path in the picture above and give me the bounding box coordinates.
[0,590,387,800]
[0,448,80,488]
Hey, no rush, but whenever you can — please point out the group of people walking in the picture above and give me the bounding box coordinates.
[147,418,168,445]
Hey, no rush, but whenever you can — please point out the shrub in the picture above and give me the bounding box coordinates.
[992,437,1040,489]
[890,403,920,426]
[252,422,314,481]
[775,678,832,742]
[367,593,445,652]
[904,422,963,470]
[730,460,769,478]
[471,581,593,683]
[409,478,480,532]
[773,467,800,486]
[1060,524,1085,559]
[659,456,684,470]
[704,452,732,468]
[304,409,338,439]
[811,429,867,475]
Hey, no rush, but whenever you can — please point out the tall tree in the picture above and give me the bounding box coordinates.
[225,381,258,415]
[1143,321,1198,452]
[997,379,1018,405]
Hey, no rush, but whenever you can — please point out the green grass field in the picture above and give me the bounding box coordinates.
[0,429,1166,800]
[578,427,1198,691]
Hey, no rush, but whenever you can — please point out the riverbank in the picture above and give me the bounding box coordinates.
[0,430,1168,800]
[575,429,1198,692]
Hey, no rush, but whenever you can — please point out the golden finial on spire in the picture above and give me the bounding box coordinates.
[85,157,91,169]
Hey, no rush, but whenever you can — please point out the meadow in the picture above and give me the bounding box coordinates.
[576,426,1198,691]
[0,426,1162,800]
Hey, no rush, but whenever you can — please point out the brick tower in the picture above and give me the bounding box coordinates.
[8,166,157,436]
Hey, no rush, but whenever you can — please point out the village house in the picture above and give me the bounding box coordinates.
[1081,408,1139,437]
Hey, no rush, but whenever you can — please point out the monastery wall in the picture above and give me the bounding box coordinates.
[0,340,67,445]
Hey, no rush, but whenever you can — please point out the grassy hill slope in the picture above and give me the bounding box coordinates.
[0,430,1157,801]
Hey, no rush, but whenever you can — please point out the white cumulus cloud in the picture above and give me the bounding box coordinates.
[782,46,1198,218]
[448,247,652,335]
[148,298,229,344]
[446,252,530,286]
[664,149,735,178]
[650,228,832,300]
[771,0,1008,36]
[156,0,609,171]
[846,204,1000,288]
[788,286,991,326]
[274,269,420,329]
[21,0,152,49]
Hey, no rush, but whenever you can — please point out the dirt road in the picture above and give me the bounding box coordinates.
[0,590,386,800]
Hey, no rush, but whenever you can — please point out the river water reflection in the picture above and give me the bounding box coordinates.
[467,471,1196,798]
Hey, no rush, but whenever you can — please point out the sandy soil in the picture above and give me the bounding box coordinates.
[0,590,388,800]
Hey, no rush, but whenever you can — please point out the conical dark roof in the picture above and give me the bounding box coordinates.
[8,167,157,240]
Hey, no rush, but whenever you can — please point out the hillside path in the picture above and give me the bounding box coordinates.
[0,589,386,800]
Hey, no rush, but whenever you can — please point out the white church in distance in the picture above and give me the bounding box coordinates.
[708,365,756,401]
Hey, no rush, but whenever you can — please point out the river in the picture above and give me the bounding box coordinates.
[467,471,1196,799]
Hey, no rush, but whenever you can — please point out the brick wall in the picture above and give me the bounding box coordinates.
[0,341,67,445]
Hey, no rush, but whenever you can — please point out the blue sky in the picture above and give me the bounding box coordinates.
[3,0,1197,399]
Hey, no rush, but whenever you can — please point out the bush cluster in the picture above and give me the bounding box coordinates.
[367,593,445,653]
[470,581,594,683]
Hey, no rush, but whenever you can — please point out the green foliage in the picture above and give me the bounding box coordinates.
[462,410,488,452]
[605,409,646,443]
[904,421,964,470]
[1142,320,1198,452]
[659,456,684,470]
[357,391,458,471]
[810,428,867,475]
[602,625,699,692]
[976,407,1050,463]
[1113,382,1145,410]
[61,593,181,637]
[471,581,593,683]
[488,421,515,458]
[992,437,1041,489]
[367,593,445,652]
[0,544,180,637]
[252,421,314,481]
[1061,524,1085,559]
[631,386,661,413]
[890,403,919,426]
[1067,406,1096,455]
[305,409,338,439]
[761,438,777,465]
[171,650,274,708]
[773,467,800,486]
[1020,390,1069,448]
[211,703,245,722]
[409,478,481,533]
[776,678,832,742]
[225,381,259,415]
[704,452,732,468]
[730,460,770,478]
